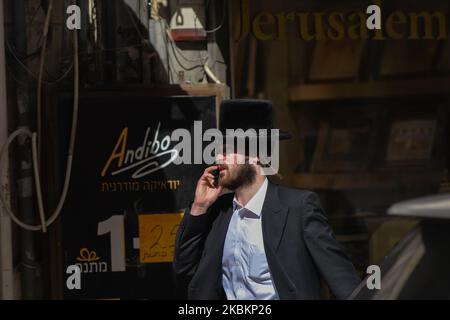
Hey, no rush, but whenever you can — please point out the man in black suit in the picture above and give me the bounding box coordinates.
[173,100,361,300]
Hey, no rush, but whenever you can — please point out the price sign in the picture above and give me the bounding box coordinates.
[138,213,184,263]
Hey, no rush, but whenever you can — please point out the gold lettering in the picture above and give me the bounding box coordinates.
[327,12,345,40]
[296,13,312,40]
[232,0,446,42]
[348,12,368,40]
[386,11,407,39]
[409,11,447,40]
[275,12,295,39]
[101,128,128,177]
[297,13,325,41]
[252,11,276,41]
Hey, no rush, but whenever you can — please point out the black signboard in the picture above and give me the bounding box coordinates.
[56,92,218,299]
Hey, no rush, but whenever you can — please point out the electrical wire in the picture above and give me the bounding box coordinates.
[32,131,46,232]
[5,40,42,80]
[48,62,74,83]
[204,0,227,34]
[166,29,207,66]
[149,3,208,64]
[156,7,223,83]
[137,1,221,83]
[5,39,74,84]
[37,0,54,159]
[163,21,208,64]
[5,64,31,87]
[142,2,225,85]
[204,64,221,84]
[0,28,79,232]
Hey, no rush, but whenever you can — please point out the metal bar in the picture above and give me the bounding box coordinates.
[0,0,15,300]
[12,0,43,300]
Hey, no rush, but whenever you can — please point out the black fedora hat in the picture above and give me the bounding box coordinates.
[219,99,291,140]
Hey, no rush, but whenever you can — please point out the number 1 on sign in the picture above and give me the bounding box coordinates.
[97,215,126,272]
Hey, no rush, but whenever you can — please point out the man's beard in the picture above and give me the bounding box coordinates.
[221,164,257,190]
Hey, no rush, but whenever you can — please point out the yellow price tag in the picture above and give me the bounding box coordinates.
[138,213,184,263]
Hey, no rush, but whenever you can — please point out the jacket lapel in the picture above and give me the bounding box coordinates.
[261,182,295,299]
[215,205,234,253]
[210,203,234,296]
[261,182,289,253]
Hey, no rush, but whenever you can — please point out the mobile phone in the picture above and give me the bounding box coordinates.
[212,166,220,187]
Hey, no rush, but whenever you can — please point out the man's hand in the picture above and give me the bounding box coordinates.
[191,166,223,216]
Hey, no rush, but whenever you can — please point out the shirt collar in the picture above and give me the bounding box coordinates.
[233,178,268,217]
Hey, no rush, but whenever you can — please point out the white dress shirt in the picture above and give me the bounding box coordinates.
[222,178,279,300]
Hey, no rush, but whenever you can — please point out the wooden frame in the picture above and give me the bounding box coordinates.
[311,112,379,173]
[379,104,447,171]
[289,77,450,102]
[385,119,437,165]
[308,37,366,82]
[379,39,440,78]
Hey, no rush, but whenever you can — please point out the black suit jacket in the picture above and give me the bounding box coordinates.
[173,181,361,300]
